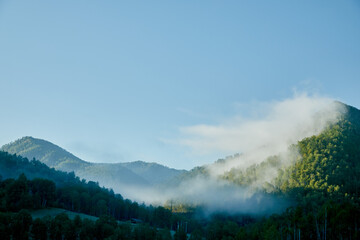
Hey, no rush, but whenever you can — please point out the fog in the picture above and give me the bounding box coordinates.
[112,174,290,216]
[181,94,344,174]
[109,94,346,214]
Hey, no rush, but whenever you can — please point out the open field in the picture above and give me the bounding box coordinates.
[30,207,99,222]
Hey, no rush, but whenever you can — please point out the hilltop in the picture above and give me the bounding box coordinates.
[1,137,89,172]
[169,102,360,204]
[221,103,360,201]
[1,137,186,194]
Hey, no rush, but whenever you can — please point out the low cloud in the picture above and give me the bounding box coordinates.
[112,175,288,216]
[179,94,345,172]
[106,94,346,215]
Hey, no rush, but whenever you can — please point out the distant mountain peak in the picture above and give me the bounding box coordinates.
[123,160,185,171]
[1,136,87,172]
[1,136,187,195]
[121,160,187,185]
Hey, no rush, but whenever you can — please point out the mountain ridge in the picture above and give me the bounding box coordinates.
[1,136,186,190]
[167,102,360,201]
[2,102,359,204]
[1,136,89,172]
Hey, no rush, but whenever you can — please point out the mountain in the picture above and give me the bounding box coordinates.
[122,161,187,185]
[0,151,178,238]
[0,150,80,186]
[218,102,360,202]
[168,102,360,204]
[1,137,185,191]
[280,103,360,197]
[1,137,89,172]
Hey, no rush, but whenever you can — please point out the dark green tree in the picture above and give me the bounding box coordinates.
[30,178,56,208]
[0,212,11,240]
[31,218,47,240]
[112,222,133,240]
[11,210,33,240]
[156,228,172,240]
[79,218,95,240]
[95,215,117,239]
[6,173,32,211]
[174,226,187,240]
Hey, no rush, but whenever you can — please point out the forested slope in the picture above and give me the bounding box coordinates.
[281,104,360,199]
[220,103,360,202]
[0,151,190,240]
[1,137,186,191]
[1,137,89,172]
[165,103,360,239]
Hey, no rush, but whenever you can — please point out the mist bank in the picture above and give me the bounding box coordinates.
[113,175,289,216]
[180,94,345,172]
[110,95,346,215]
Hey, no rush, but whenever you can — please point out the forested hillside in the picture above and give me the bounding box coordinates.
[167,103,360,239]
[220,104,360,201]
[122,161,187,185]
[282,104,360,199]
[1,137,89,172]
[0,151,80,187]
[1,137,186,192]
[0,151,192,240]
[215,103,360,239]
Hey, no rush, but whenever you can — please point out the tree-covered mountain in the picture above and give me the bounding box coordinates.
[1,137,186,191]
[0,151,186,240]
[219,103,360,202]
[171,103,360,201]
[164,102,360,219]
[122,161,187,185]
[1,137,89,172]
[162,102,360,239]
[0,150,81,187]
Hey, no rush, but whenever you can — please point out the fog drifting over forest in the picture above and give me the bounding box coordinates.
[114,94,346,214]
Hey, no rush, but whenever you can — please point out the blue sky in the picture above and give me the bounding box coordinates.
[0,1,359,169]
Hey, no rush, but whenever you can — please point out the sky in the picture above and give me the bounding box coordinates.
[0,1,359,170]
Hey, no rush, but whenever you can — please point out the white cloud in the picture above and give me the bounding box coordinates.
[108,94,346,214]
[178,93,345,172]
